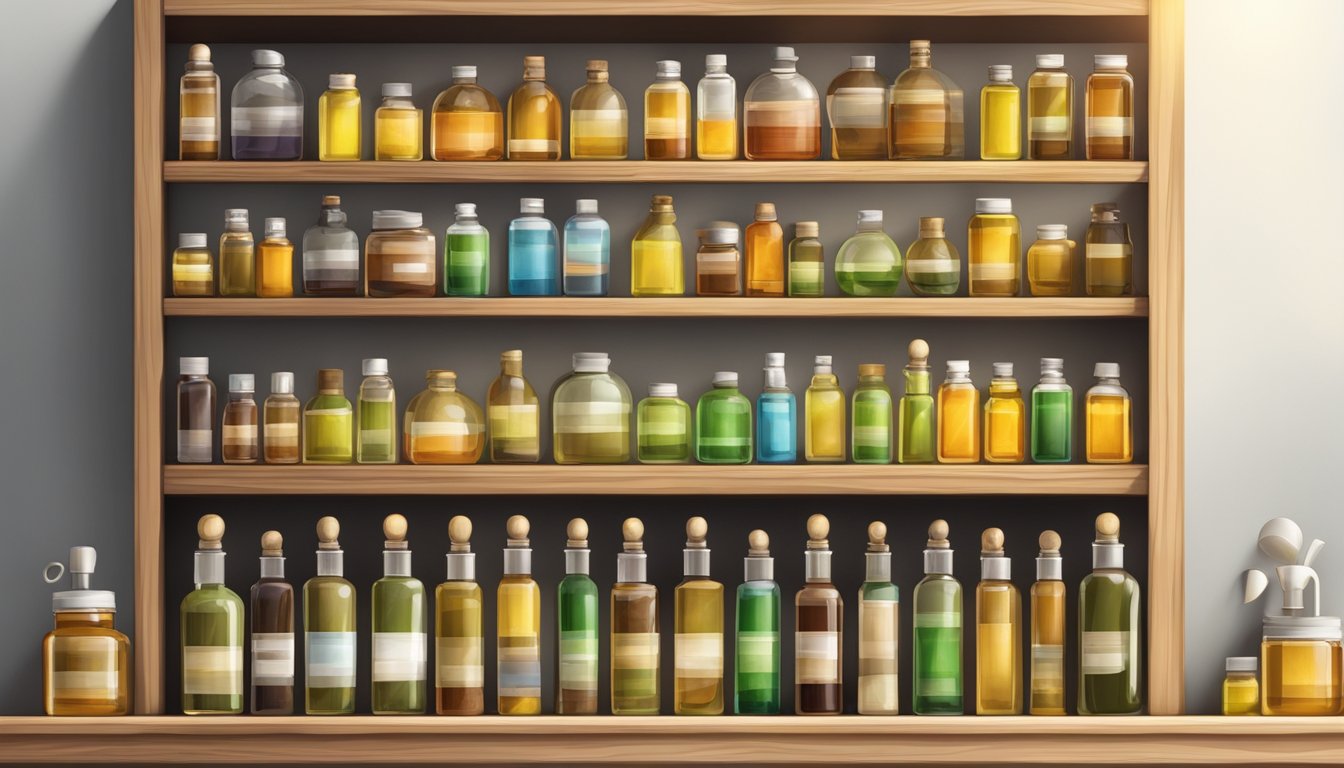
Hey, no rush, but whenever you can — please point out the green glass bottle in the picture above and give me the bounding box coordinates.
[1079,512,1142,715]
[858,522,899,715]
[735,530,780,714]
[851,363,893,464]
[913,519,962,715]
[788,221,824,297]
[181,514,244,715]
[357,358,396,464]
[695,372,751,464]
[445,203,490,296]
[835,210,902,297]
[637,383,692,464]
[674,516,724,715]
[898,339,936,464]
[303,368,353,464]
[557,518,600,714]
[372,514,426,714]
[304,516,357,715]
[1031,357,1073,463]
[612,518,659,714]
[905,217,961,296]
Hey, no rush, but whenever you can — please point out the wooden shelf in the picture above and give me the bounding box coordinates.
[162,463,1148,496]
[164,160,1148,185]
[164,1,1149,17]
[0,716,1337,765]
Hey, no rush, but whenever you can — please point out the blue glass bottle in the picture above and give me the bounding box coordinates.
[508,198,560,296]
[563,199,610,296]
[756,352,797,463]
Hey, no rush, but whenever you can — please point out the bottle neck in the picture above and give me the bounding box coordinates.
[865,551,891,583]
[565,549,590,576]
[910,53,931,69]
[259,556,285,579]
[944,372,971,385]
[455,75,477,85]
[194,550,225,586]
[502,360,523,378]
[904,368,930,395]
[384,549,412,578]
[684,548,711,578]
[317,550,343,577]
[805,550,832,582]
[320,208,347,227]
[446,551,475,582]
[54,612,115,630]
[503,548,531,576]
[1036,555,1062,581]
[980,556,1011,582]
[617,552,647,583]
[228,391,254,402]
[1093,542,1124,570]
[924,548,953,576]
[744,556,774,583]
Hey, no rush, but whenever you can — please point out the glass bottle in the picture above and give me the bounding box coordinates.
[221,374,259,464]
[372,514,426,714]
[937,360,980,463]
[898,339,936,464]
[745,202,785,296]
[487,349,540,463]
[913,519,963,715]
[835,210,902,297]
[805,355,845,462]
[180,44,220,160]
[827,55,888,160]
[976,528,1022,715]
[251,531,294,715]
[1026,224,1075,296]
[1079,512,1142,714]
[177,356,215,464]
[968,198,1021,297]
[181,514,244,715]
[557,519,599,715]
[851,364,893,464]
[219,208,255,297]
[1223,657,1260,715]
[1085,202,1134,296]
[756,352,797,464]
[796,514,842,714]
[570,60,628,160]
[508,198,560,296]
[437,516,484,715]
[402,370,436,460]
[674,517,725,715]
[697,54,737,160]
[230,49,303,161]
[446,203,490,297]
[507,56,561,160]
[1085,55,1134,161]
[305,517,356,715]
[563,199,611,296]
[432,66,504,162]
[1030,530,1066,716]
[255,217,294,298]
[736,530,780,714]
[553,352,632,464]
[612,518,659,714]
[42,546,130,715]
[356,358,396,464]
[695,372,752,464]
[983,362,1025,464]
[172,233,214,297]
[744,47,821,160]
[302,368,353,464]
[858,522,899,715]
[695,222,741,297]
[1028,54,1073,160]
[263,372,300,464]
[637,383,692,464]
[980,65,1021,160]
[1086,363,1132,463]
[889,40,959,160]
[374,82,423,161]
[645,60,691,160]
[302,195,360,296]
[905,217,960,297]
[1031,358,1073,464]
[631,195,684,296]
[365,210,436,298]
[318,73,361,162]
[408,370,485,464]
[787,221,824,297]
[498,516,542,715]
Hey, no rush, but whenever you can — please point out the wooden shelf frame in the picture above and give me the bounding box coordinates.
[164,0,1150,16]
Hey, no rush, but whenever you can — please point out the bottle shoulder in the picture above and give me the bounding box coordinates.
[433,83,501,113]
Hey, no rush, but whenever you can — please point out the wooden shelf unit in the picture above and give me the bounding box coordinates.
[163,0,1151,16]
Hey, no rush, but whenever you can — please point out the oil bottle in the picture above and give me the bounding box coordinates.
[631,194,684,296]
[177,356,215,464]
[255,218,293,297]
[796,514,842,714]
[937,360,980,463]
[221,374,258,465]
[263,371,300,464]
[756,352,797,464]
[570,60,628,160]
[431,66,504,161]
[979,65,1021,160]
[983,362,1025,464]
[735,530,780,714]
[181,514,243,715]
[905,217,961,297]
[1085,55,1134,161]
[179,44,220,160]
[172,233,214,297]
[487,349,540,463]
[374,82,423,161]
[356,358,396,465]
[968,198,1021,297]
[552,352,632,464]
[318,73,361,161]
[787,221,824,297]
[696,55,737,160]
[743,47,821,160]
[230,49,303,160]
[826,55,888,160]
[675,516,725,715]
[1079,512,1142,714]
[976,528,1022,714]
[498,515,542,715]
[304,516,356,715]
[695,222,741,297]
[1026,224,1075,296]
[302,195,360,296]
[1030,358,1073,464]
[637,383,692,464]
[745,202,785,296]
[445,203,490,297]
[898,339,936,464]
[645,60,691,160]
[250,531,294,715]
[835,210,902,297]
[858,522,899,715]
[913,519,962,715]
[1027,54,1072,160]
[408,370,485,464]
[43,546,130,715]
[1030,530,1066,715]
[612,518,660,714]
[508,198,560,296]
[889,40,962,160]
[303,369,353,464]
[436,516,484,715]
[365,211,436,298]
[1086,363,1132,463]
[219,208,255,297]
[372,514,426,714]
[695,372,752,464]
[557,518,599,714]
[563,199,611,296]
[1085,203,1134,296]
[507,56,561,160]
[851,363,893,464]
[805,355,845,462]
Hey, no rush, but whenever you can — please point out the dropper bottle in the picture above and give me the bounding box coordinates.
[913,519,962,715]
[858,521,899,715]
[497,515,542,715]
[1079,512,1142,714]
[674,516,724,715]
[795,514,842,714]
[181,514,244,715]
[303,516,356,715]
[1030,530,1065,715]
[435,515,484,715]
[612,518,660,714]
[735,529,780,713]
[898,339,936,464]
[250,530,294,714]
[557,518,599,714]
[975,528,1022,714]
[371,514,426,714]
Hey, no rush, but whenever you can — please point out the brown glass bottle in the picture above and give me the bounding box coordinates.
[222,374,259,464]
[796,514,842,714]
[250,531,295,715]
[177,357,216,464]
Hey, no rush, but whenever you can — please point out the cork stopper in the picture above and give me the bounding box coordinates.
[1039,530,1062,555]
[448,515,472,553]
[523,55,545,79]
[1095,512,1121,543]
[651,194,674,211]
[622,517,645,552]
[686,516,708,549]
[867,521,889,553]
[755,202,778,221]
[927,519,950,549]
[919,217,945,239]
[506,515,530,548]
[316,516,341,550]
[566,518,589,548]
[795,221,819,238]
[260,530,283,556]
[859,363,886,378]
[748,529,770,556]
[322,195,341,207]
[587,59,608,73]
[197,514,225,550]
[317,368,343,393]
[806,514,830,550]
[383,513,408,550]
[981,527,1005,555]
[907,339,930,369]
[188,43,211,62]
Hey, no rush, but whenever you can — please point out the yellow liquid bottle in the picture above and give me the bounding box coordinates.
[1223,657,1260,715]
[487,349,540,463]
[1085,363,1132,463]
[1030,531,1066,715]
[498,516,542,715]
[219,208,255,297]
[1086,54,1134,160]
[976,528,1022,715]
[436,516,485,715]
[646,60,691,160]
[179,44,220,160]
[631,194,684,296]
[255,218,294,298]
[696,54,737,160]
[570,59,628,160]
[968,198,1021,297]
[937,360,980,463]
[1026,224,1075,296]
[42,546,131,715]
[172,232,214,297]
[805,355,845,463]
[318,73,361,161]
[983,362,1025,464]
[1085,202,1133,296]
[507,56,561,160]
[612,518,660,714]
[1028,54,1073,160]
[744,202,784,296]
[675,517,724,715]
[980,65,1021,160]
[375,83,422,161]
[431,66,504,161]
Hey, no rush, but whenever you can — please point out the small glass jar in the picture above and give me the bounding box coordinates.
[905,216,960,296]
[1261,616,1343,716]
[968,198,1021,297]
[375,82,423,161]
[637,383,691,464]
[696,222,741,296]
[364,210,436,298]
[43,548,130,716]
[1085,54,1134,161]
[1223,656,1260,716]
[788,221,824,297]
[1027,224,1076,296]
[172,233,214,297]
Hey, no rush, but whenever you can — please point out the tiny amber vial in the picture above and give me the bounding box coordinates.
[172,233,214,297]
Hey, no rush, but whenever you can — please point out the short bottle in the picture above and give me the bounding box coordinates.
[255,217,294,298]
[570,60,628,159]
[675,516,725,715]
[796,514,842,714]
[787,221,824,297]
[1086,362,1132,463]
[181,514,244,715]
[487,349,541,463]
[356,358,397,464]
[508,198,560,296]
[305,517,357,715]
[1085,202,1134,296]
[735,530,781,714]
[645,60,691,160]
[431,65,504,161]
[695,222,742,297]
[374,82,423,161]
[1028,54,1073,160]
[302,195,360,296]
[696,372,752,464]
[1223,657,1260,716]
[913,519,963,715]
[827,55,888,160]
[557,519,600,714]
[563,199,611,296]
[552,352,632,464]
[983,362,1025,464]
[230,49,303,161]
[221,373,259,464]
[805,355,845,462]
[371,514,427,715]
[407,370,484,464]
[172,233,214,297]
[303,369,353,464]
[263,371,300,464]
[612,518,660,714]
[177,356,216,464]
[445,203,491,297]
[898,339,937,464]
[507,56,561,160]
[637,383,692,464]
[365,210,436,298]
[745,202,785,297]
[968,198,1021,297]
[858,522,899,715]
[696,55,738,160]
[179,44,220,160]
[631,195,684,296]
[43,546,130,715]
[1026,224,1075,296]
[1079,512,1142,715]
[1031,358,1073,464]
[318,73,361,161]
[1085,55,1134,161]
[436,516,485,715]
[744,47,821,160]
[889,40,964,160]
[250,531,295,715]
[852,363,893,464]
[980,65,1021,160]
[905,217,961,297]
[756,352,797,464]
[937,360,980,463]
[976,528,1022,715]
[1030,531,1066,715]
[219,208,255,297]
[835,210,902,297]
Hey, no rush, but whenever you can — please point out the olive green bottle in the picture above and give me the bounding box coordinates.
[181,514,244,714]
[1079,512,1142,714]
[304,516,356,714]
[372,514,426,714]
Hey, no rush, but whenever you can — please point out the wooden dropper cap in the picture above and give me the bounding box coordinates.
[506,515,530,548]
[748,529,770,556]
[981,527,1005,556]
[806,514,830,550]
[567,518,589,549]
[908,339,930,369]
[686,516,708,548]
[383,514,408,550]
[316,516,341,550]
[867,521,889,553]
[927,519,950,549]
[1095,512,1120,543]
[1039,530,1062,555]
[188,43,211,62]
[260,530,283,557]
[197,514,225,550]
[448,515,472,553]
[622,517,645,552]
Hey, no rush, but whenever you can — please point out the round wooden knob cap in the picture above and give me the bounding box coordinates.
[567,518,588,542]
[1039,529,1062,552]
[316,516,340,544]
[981,527,1005,553]
[1096,512,1121,541]
[260,530,283,554]
[868,521,887,545]
[908,338,930,363]
[506,515,530,541]
[928,519,949,543]
[623,517,644,543]
[806,514,829,541]
[383,514,408,542]
[197,514,225,546]
[748,529,769,552]
[448,515,472,545]
[686,516,708,543]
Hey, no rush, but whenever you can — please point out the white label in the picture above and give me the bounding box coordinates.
[674,632,723,678]
[790,262,823,281]
[181,116,220,141]
[231,105,302,136]
[52,670,122,699]
[1030,116,1071,138]
[411,420,472,437]
[906,258,960,275]
[372,632,427,683]
[830,87,888,128]
[307,631,357,689]
[173,263,214,276]
[251,632,294,686]
[183,645,243,695]
[1087,116,1133,138]
[894,88,946,106]
[795,631,840,684]
[509,138,559,153]
[559,630,599,690]
[859,600,898,661]
[436,636,484,688]
[1081,630,1129,675]
[222,424,257,445]
[1086,243,1132,260]
[554,400,627,433]
[969,262,1018,281]
[391,262,430,274]
[304,248,359,270]
[306,407,352,417]
[645,116,688,139]
[913,611,961,629]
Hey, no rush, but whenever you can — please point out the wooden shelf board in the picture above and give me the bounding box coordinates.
[164,1,1149,17]
[162,463,1148,496]
[0,716,1339,765]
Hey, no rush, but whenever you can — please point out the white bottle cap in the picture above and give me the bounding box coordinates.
[229,373,255,393]
[1095,54,1128,69]
[455,203,477,217]
[575,199,599,215]
[265,217,286,238]
[813,355,832,374]
[362,358,389,376]
[705,54,727,68]
[1036,224,1068,240]
[657,60,682,77]
[453,65,477,79]
[573,352,611,372]
[765,352,785,368]
[382,82,413,98]
[774,47,798,62]
[271,371,295,394]
[975,198,1012,214]
[1040,357,1064,374]
[1036,54,1064,68]
[251,49,285,68]
[372,210,423,230]
[992,362,1013,378]
[989,64,1013,81]
[1094,362,1121,378]
[946,359,970,374]
[329,73,356,89]
[520,198,544,214]
[225,208,249,228]
[1226,656,1258,673]
[178,233,208,249]
[851,55,876,69]
[713,371,738,386]
[857,209,883,224]
[180,356,209,375]
[649,382,678,398]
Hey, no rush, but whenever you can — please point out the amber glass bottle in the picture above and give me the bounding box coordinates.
[745,202,784,297]
[507,56,561,160]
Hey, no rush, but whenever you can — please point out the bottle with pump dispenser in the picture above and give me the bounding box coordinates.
[302,196,360,296]
[181,514,244,715]
[805,355,845,463]
[487,350,540,463]
[796,514,842,714]
[744,47,821,160]
[631,194,684,296]
[835,210,902,296]
[852,364,893,464]
[612,518,660,714]
[898,340,936,464]
[507,56,561,160]
[43,546,130,715]
[937,360,980,463]
[976,528,1022,714]
[371,515,425,714]
[498,516,542,715]
[1079,512,1142,714]
[827,55,888,160]
[645,60,691,160]
[436,516,484,715]
[219,208,255,297]
[858,522,899,715]
[446,203,490,297]
[745,202,785,296]
[408,371,485,464]
[177,356,215,464]
[563,199,611,296]
[637,383,692,464]
[1086,363,1132,463]
[913,520,962,715]
[553,352,632,464]
[1030,531,1066,715]
[508,198,560,296]
[570,60,628,160]
[318,73,361,161]
[222,374,258,464]
[431,66,504,161]
[736,530,781,714]
[250,531,294,715]
[1031,358,1073,463]
[1028,54,1073,160]
[374,83,423,161]
[172,233,214,297]
[697,55,737,160]
[757,352,797,464]
[696,372,752,464]
[983,362,1025,464]
[557,519,599,714]
[264,372,300,464]
[788,221,824,297]
[303,369,353,464]
[980,65,1021,160]
[180,44,220,160]
[230,50,303,161]
[255,218,293,297]
[1259,533,1342,715]
[355,359,396,464]
[304,516,356,715]
[675,517,725,715]
[905,217,961,297]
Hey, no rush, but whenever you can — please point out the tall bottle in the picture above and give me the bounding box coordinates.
[889,40,961,160]
[372,514,426,714]
[318,73,361,161]
[912,519,962,715]
[263,371,300,464]
[745,202,785,296]
[968,198,1021,297]
[219,208,255,297]
[563,199,611,296]
[858,522,899,715]
[787,221,824,297]
[498,516,542,715]
[250,531,294,715]
[612,518,659,714]
[221,373,259,464]
[983,362,1025,464]
[735,530,781,714]
[508,198,560,296]
[1085,55,1134,161]
[445,203,490,297]
[898,339,936,464]
[1030,530,1066,715]
[304,516,356,715]
[1086,363,1132,463]
[1026,223,1075,297]
[43,546,130,715]
[356,358,396,464]
[744,47,821,160]
[180,44,220,160]
[230,49,303,161]
[557,518,599,714]
[1079,512,1142,714]
[852,364,893,464]
[177,356,216,464]
[1028,54,1073,160]
[631,194,684,296]
[408,370,485,464]
[980,65,1021,160]
[937,360,979,463]
[637,383,692,464]
[487,349,540,463]
[976,528,1022,715]
[303,368,353,464]
[835,210,902,297]
[827,55,888,160]
[1031,358,1073,464]
[570,60,628,159]
[507,56,561,160]
[553,352,632,464]
[696,54,738,160]
[181,514,244,715]
[431,66,504,161]
[374,82,423,161]
[905,217,961,297]
[695,372,752,464]
[796,514,842,714]
[172,232,214,297]
[756,352,797,464]
[302,195,360,296]
[805,355,845,463]
[645,60,691,160]
[255,217,294,298]
[436,516,485,715]
[675,516,725,715]
[1085,202,1134,296]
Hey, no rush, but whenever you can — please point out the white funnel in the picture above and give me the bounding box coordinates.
[1276,564,1320,617]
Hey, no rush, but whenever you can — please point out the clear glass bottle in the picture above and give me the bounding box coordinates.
[487,349,540,464]
[905,217,961,297]
[302,196,360,296]
[645,60,691,160]
[675,517,725,715]
[612,518,659,714]
[507,56,560,160]
[852,363,893,464]
[744,47,821,160]
[968,198,1021,297]
[835,210,902,297]
[697,55,738,160]
[356,358,396,464]
[1085,55,1134,161]
[437,516,485,715]
[1223,657,1260,715]
[756,352,797,464]
[736,530,781,714]
[1086,362,1132,463]
[937,359,979,463]
[431,66,504,161]
[365,210,436,298]
[1028,54,1073,160]
[304,517,356,715]
[695,222,741,297]
[263,371,300,464]
[570,60,628,160]
[303,368,353,464]
[1079,512,1142,715]
[637,383,692,464]
[508,198,560,296]
[255,217,293,298]
[976,528,1022,715]
[172,233,214,297]
[983,362,1025,464]
[1031,358,1073,464]
[374,82,423,161]
[408,370,484,464]
[858,522,899,714]
[1085,202,1134,296]
[557,519,600,714]
[827,55,888,160]
[219,208,255,297]
[1026,224,1075,297]
[913,520,963,715]
[889,40,962,160]
[250,530,294,715]
[181,514,244,715]
[221,374,258,464]
[177,356,215,464]
[446,203,490,297]
[1030,531,1066,715]
[230,49,303,160]
[745,202,785,296]
[898,339,936,464]
[805,355,845,463]
[787,221,824,297]
[980,65,1021,160]
[631,194,684,296]
[180,44,220,161]
[371,514,426,715]
[563,199,610,296]
[695,372,752,464]
[318,73,361,161]
[553,352,632,464]
[796,514,842,714]
[42,546,130,715]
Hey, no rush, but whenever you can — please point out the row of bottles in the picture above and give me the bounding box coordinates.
[155,512,1139,717]
[172,196,1133,299]
[181,45,1134,162]
[175,347,1133,466]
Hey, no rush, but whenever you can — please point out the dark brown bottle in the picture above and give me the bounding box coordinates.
[250,530,295,715]
[795,514,842,714]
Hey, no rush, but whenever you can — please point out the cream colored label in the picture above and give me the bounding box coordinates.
[914,611,960,628]
[360,428,392,447]
[737,631,777,675]
[509,138,559,153]
[181,116,219,141]
[183,645,243,695]
[1087,116,1133,138]
[373,240,434,257]
[554,400,626,433]
[612,632,659,670]
[559,631,599,690]
[644,116,688,139]
[52,670,122,699]
[372,632,427,682]
[894,88,946,106]
[906,258,959,275]
[853,425,890,449]
[436,636,484,688]
[222,424,257,445]
[411,420,472,437]
[1081,630,1129,675]
[307,631,357,689]
[674,632,723,678]
[859,600,897,661]
[391,262,431,274]
[266,422,298,439]
[1030,116,1071,138]
[252,633,294,686]
[572,109,627,138]
[488,404,539,440]
[795,631,840,684]
[830,87,888,128]
[173,263,213,280]
[639,420,686,437]
[178,428,211,448]
[1031,643,1065,692]
[744,100,820,127]
[306,407,352,417]
[969,263,1018,281]
[790,262,823,282]
[1086,243,1132,260]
